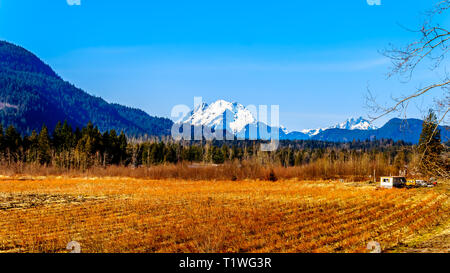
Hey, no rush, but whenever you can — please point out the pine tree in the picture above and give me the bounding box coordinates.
[118,131,127,164]
[27,130,39,163]
[418,110,444,176]
[37,125,51,165]
[61,121,74,150]
[52,121,64,152]
[212,146,225,164]
[53,120,74,152]
[287,148,295,167]
[164,144,177,164]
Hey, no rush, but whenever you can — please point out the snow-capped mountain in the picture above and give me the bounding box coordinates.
[180,100,382,141]
[177,100,449,143]
[301,128,326,137]
[280,125,290,135]
[301,117,377,137]
[180,100,257,133]
[333,117,377,130]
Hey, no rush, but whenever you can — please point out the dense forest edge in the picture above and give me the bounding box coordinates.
[0,110,447,181]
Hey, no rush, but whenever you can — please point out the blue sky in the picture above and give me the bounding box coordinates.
[0,0,447,130]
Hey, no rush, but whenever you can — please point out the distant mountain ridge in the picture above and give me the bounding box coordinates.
[180,99,449,144]
[335,117,378,130]
[311,118,448,144]
[301,117,377,137]
[0,40,173,136]
[1,40,448,144]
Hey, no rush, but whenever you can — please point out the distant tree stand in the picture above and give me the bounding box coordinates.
[367,0,450,178]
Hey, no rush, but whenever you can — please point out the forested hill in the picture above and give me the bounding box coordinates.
[0,40,173,136]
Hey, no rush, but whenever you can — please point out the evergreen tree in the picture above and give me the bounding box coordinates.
[118,131,128,164]
[53,120,74,151]
[164,144,178,164]
[52,121,64,152]
[418,110,444,176]
[287,148,295,167]
[37,125,51,165]
[27,130,39,163]
[212,146,225,164]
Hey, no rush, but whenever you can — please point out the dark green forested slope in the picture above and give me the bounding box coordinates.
[0,40,173,136]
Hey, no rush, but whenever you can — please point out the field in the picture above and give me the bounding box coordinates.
[0,176,448,253]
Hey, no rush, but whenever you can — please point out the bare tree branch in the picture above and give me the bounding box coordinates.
[367,1,450,178]
[369,80,450,121]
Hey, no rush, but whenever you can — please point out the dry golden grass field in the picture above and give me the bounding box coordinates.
[0,176,448,253]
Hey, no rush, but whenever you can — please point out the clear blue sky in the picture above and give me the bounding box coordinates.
[0,0,447,130]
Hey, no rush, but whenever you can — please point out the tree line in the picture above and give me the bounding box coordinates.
[0,121,127,169]
[0,113,446,177]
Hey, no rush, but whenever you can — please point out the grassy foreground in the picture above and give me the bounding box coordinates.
[0,176,448,253]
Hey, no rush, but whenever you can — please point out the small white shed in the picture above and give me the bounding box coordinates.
[380,176,406,189]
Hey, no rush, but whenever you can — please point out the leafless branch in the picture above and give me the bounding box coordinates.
[367,1,450,178]
[382,1,450,80]
[369,80,450,121]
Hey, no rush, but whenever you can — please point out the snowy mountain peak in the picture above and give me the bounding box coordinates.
[181,99,257,133]
[301,128,326,137]
[280,125,289,134]
[301,117,376,137]
[181,99,377,139]
[333,117,377,130]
